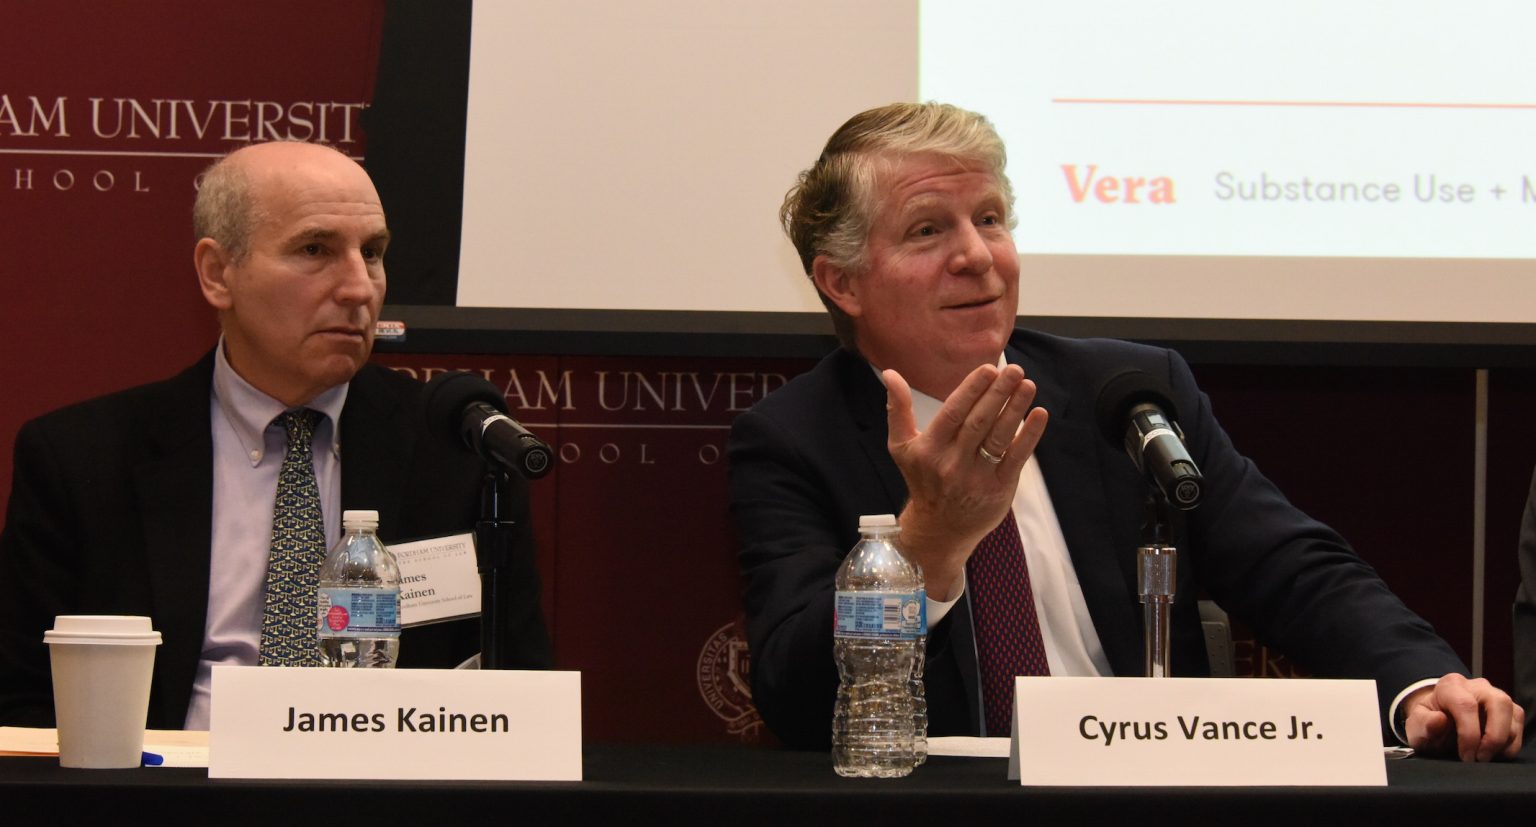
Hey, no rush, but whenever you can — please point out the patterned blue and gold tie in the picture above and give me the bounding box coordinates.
[258,409,326,666]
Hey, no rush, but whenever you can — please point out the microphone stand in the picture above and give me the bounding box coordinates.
[475,469,518,670]
[1138,489,1177,678]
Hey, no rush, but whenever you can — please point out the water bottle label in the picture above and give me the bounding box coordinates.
[317,587,401,638]
[834,591,923,640]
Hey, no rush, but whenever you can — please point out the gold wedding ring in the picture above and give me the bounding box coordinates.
[978,445,1005,464]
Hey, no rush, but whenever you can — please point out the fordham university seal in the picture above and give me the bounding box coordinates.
[696,618,763,742]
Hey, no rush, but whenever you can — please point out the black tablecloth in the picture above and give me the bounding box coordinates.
[4,742,1534,824]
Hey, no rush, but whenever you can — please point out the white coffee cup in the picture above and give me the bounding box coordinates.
[44,615,162,769]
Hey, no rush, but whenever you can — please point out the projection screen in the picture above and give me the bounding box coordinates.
[384,0,1536,353]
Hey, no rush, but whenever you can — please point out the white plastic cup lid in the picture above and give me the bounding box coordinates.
[44,615,162,646]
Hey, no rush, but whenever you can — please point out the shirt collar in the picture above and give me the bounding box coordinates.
[876,353,1008,430]
[211,338,350,466]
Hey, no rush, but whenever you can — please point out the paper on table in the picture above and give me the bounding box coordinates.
[926,736,1011,758]
[0,726,210,767]
[0,726,59,755]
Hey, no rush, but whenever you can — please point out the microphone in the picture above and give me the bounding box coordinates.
[1094,370,1202,509]
[424,371,554,480]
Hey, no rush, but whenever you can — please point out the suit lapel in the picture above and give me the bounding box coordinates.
[134,353,215,726]
[838,351,909,510]
[339,364,414,539]
[1009,340,1143,677]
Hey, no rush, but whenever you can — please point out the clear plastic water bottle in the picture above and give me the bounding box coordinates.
[317,510,401,667]
[911,575,928,766]
[833,514,926,778]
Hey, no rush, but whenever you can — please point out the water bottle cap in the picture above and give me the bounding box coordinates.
[858,514,899,530]
[342,509,380,528]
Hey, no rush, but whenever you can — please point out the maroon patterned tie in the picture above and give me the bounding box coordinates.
[966,510,1049,736]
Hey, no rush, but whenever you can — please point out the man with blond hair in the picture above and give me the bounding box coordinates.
[731,102,1522,761]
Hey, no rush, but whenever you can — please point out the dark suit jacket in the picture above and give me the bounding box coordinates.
[729,329,1465,748]
[0,353,550,729]
[1514,467,1536,743]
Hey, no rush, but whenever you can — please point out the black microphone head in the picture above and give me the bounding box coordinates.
[1093,369,1180,448]
[424,371,508,448]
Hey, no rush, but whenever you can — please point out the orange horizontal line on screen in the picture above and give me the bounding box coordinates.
[0,148,366,160]
[1052,98,1536,110]
[520,423,731,431]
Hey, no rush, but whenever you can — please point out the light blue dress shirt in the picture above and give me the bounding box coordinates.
[183,341,348,729]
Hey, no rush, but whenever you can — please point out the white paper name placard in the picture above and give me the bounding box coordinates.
[391,533,480,627]
[209,666,581,781]
[1008,677,1385,786]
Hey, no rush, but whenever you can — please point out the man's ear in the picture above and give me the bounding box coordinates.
[811,255,862,318]
[194,238,234,310]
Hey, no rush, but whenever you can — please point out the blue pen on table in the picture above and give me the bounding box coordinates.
[141,751,163,767]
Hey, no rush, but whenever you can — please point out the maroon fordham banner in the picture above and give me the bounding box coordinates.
[1,0,382,510]
[379,354,809,743]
